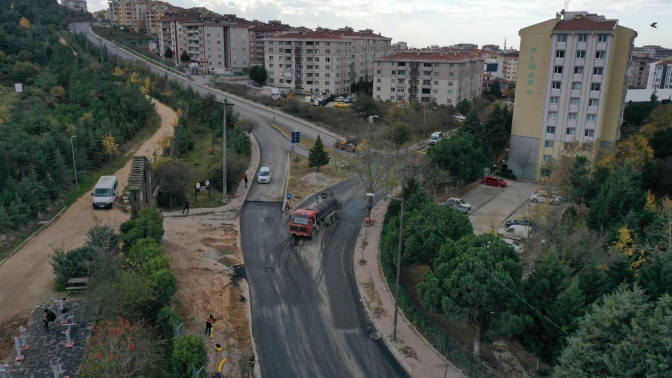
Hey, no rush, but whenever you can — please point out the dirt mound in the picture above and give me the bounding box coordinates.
[301,172,332,187]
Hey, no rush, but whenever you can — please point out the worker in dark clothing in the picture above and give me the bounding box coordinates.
[182,200,190,215]
[244,174,248,188]
[205,314,216,336]
[44,309,56,329]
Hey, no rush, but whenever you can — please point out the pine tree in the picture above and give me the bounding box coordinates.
[308,135,330,172]
[164,48,173,59]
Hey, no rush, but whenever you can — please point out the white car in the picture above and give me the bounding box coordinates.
[530,192,562,205]
[336,96,345,102]
[502,238,524,254]
[257,167,271,184]
[497,225,530,241]
[444,197,472,211]
[454,114,466,121]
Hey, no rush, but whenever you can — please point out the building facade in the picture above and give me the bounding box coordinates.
[249,21,293,65]
[61,0,87,12]
[499,50,519,82]
[373,50,484,104]
[508,11,637,180]
[158,15,252,71]
[627,55,658,89]
[646,58,672,89]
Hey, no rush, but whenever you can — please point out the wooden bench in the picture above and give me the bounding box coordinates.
[66,277,89,293]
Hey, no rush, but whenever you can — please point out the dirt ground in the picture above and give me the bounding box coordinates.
[286,155,349,207]
[163,209,253,376]
[400,265,549,377]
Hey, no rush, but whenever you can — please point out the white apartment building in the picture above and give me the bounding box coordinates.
[499,50,519,82]
[158,15,252,70]
[372,50,484,104]
[265,31,352,95]
[334,27,393,83]
[61,0,87,13]
[646,58,672,89]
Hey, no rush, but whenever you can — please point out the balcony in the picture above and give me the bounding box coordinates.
[590,90,600,98]
[575,58,585,66]
[577,42,587,50]
[554,57,565,65]
[588,106,598,113]
[569,104,579,113]
[593,74,603,82]
[570,89,581,97]
[572,74,583,81]
[566,120,577,128]
[594,59,605,67]
[552,73,563,81]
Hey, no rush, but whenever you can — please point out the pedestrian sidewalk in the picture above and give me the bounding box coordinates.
[354,198,466,378]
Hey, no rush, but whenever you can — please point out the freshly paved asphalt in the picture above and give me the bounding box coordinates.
[72,23,406,378]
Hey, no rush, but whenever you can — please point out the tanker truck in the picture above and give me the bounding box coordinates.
[289,193,341,239]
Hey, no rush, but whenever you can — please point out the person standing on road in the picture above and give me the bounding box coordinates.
[205,314,216,336]
[244,174,248,188]
[182,200,190,215]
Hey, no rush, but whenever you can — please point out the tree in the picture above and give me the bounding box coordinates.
[386,177,432,221]
[352,93,378,116]
[248,65,268,84]
[171,335,208,378]
[586,163,646,232]
[389,121,411,147]
[119,208,165,247]
[650,126,672,158]
[622,101,657,128]
[308,135,330,172]
[179,50,190,63]
[381,202,473,269]
[19,17,31,29]
[417,233,522,359]
[426,132,485,182]
[489,78,502,98]
[80,317,161,378]
[455,98,471,116]
[154,159,191,210]
[554,286,672,377]
[513,149,535,179]
[484,104,508,161]
[569,155,590,205]
[50,245,98,284]
[234,119,258,138]
[102,133,120,163]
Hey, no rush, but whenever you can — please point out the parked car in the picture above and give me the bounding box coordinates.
[336,96,345,102]
[429,131,444,145]
[454,114,466,121]
[505,218,535,228]
[252,82,261,88]
[482,176,507,187]
[343,96,354,103]
[497,225,530,240]
[530,192,562,205]
[502,238,524,254]
[440,202,469,214]
[257,167,271,184]
[444,197,472,211]
[334,102,349,108]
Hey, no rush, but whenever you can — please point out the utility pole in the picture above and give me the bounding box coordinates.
[114,40,119,68]
[97,37,104,65]
[70,136,78,186]
[222,98,234,202]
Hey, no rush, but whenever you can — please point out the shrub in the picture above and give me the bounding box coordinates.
[50,245,98,284]
[156,306,182,340]
[120,208,164,246]
[497,170,517,180]
[171,335,207,378]
[127,237,162,263]
[148,269,178,307]
[141,255,171,276]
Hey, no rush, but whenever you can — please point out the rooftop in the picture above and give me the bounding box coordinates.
[377,50,482,62]
[554,11,617,31]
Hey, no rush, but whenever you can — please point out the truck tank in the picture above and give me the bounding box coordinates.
[309,197,338,221]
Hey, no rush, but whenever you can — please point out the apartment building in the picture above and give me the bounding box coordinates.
[508,11,637,180]
[108,0,217,35]
[61,0,87,12]
[249,21,293,65]
[336,27,393,82]
[634,45,672,59]
[373,50,484,104]
[158,15,252,70]
[499,50,519,82]
[627,55,658,89]
[264,31,352,95]
[646,58,672,89]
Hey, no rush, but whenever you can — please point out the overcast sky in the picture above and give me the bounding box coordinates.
[91,0,671,49]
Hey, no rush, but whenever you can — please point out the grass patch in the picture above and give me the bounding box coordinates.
[271,123,318,151]
[178,131,228,208]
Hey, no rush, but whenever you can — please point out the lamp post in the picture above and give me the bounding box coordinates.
[70,136,78,186]
[97,37,104,65]
[366,192,403,342]
[222,98,234,202]
[113,41,119,68]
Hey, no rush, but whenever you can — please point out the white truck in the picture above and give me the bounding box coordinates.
[92,176,119,209]
[209,68,227,75]
[261,87,281,101]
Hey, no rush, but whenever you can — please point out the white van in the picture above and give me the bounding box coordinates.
[92,176,119,209]
[497,225,530,241]
[257,167,271,184]
[429,132,444,145]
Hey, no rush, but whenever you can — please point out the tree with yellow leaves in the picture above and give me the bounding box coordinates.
[613,226,647,272]
[597,133,653,171]
[170,109,183,128]
[140,77,151,94]
[154,134,173,161]
[102,134,120,163]
[113,66,125,77]
[129,72,141,84]
[19,17,30,29]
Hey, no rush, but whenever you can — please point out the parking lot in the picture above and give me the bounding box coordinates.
[462,180,540,234]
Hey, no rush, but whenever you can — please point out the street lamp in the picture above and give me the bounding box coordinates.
[70,136,78,186]
[222,98,234,202]
[113,40,119,68]
[366,192,403,342]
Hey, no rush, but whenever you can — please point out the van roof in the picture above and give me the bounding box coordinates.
[430,132,442,137]
[96,176,117,186]
[259,166,270,171]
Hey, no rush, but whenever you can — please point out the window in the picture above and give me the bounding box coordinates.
[424,71,431,76]
[552,82,561,89]
[593,67,603,75]
[269,63,274,68]
[377,70,381,74]
[595,51,605,59]
[571,82,582,90]
[377,78,381,83]
[574,67,584,75]
[566,128,576,136]
[447,90,453,95]
[543,155,553,163]
[589,99,599,107]
[398,70,406,75]
[590,83,601,91]
[597,35,608,43]
[548,112,558,119]
[434,81,439,85]
[576,51,586,59]
[376,87,380,91]
[448,82,453,87]
[396,87,405,92]
[423,80,431,85]
[554,66,563,74]
[398,79,405,84]
[424,63,431,67]
[434,63,440,67]
[550,96,559,104]
[555,50,565,58]
[585,129,595,137]
[447,99,452,104]
[449,72,454,77]
[449,63,455,68]
[434,72,439,76]
[544,140,554,148]
[541,169,551,177]
[557,34,567,42]
[432,89,438,94]
[546,126,556,133]
[569,98,580,106]
[578,34,588,42]
[587,114,597,122]
[397,96,405,101]
[568,113,578,120]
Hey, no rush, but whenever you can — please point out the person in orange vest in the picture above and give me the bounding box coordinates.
[205,314,216,336]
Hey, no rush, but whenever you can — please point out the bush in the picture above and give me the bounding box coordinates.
[141,255,171,276]
[171,335,208,378]
[157,306,182,340]
[149,269,178,307]
[127,237,162,263]
[497,170,517,180]
[120,208,164,246]
[208,154,248,193]
[50,245,98,284]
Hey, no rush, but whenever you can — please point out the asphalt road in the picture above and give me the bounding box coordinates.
[71,23,406,377]
[241,179,407,378]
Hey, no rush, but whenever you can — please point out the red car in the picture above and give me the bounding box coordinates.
[481,175,507,187]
